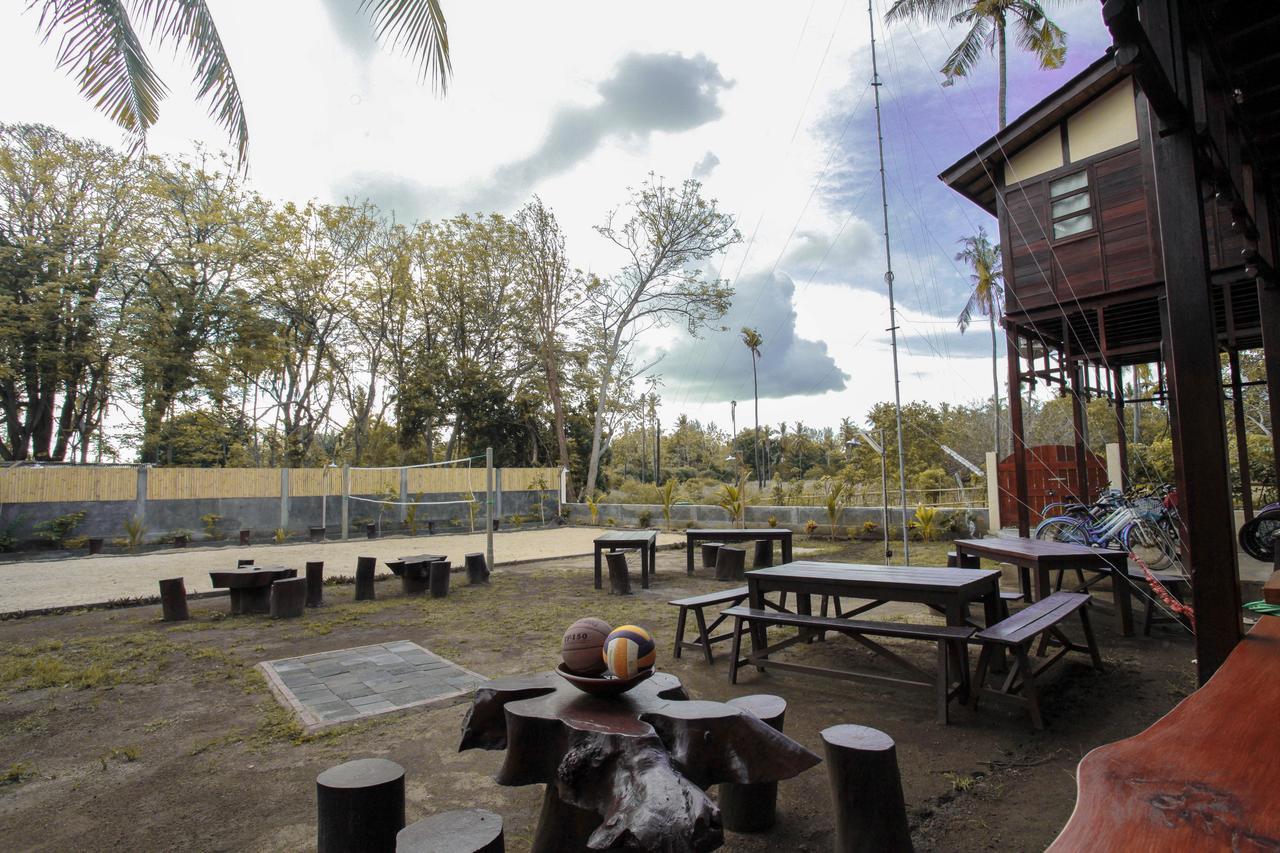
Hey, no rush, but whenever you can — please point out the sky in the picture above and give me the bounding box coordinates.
[0,0,1115,438]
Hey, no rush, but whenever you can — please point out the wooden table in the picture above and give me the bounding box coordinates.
[593,530,658,590]
[953,538,1134,637]
[460,670,820,853]
[208,565,296,615]
[685,528,794,575]
[388,554,446,575]
[1050,616,1280,850]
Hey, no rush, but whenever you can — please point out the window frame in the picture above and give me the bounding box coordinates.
[1047,167,1097,244]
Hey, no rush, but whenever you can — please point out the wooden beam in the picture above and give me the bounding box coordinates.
[1006,322,1031,537]
[1228,349,1254,520]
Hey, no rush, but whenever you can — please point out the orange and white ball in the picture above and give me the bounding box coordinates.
[603,625,656,679]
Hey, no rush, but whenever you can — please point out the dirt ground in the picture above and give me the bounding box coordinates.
[0,536,1198,852]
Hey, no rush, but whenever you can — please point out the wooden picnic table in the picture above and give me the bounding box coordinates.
[388,554,446,575]
[208,565,297,615]
[685,528,794,575]
[953,538,1134,637]
[1049,615,1280,850]
[592,530,658,590]
[459,669,820,852]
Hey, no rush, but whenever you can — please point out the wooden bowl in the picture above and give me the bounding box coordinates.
[555,663,654,697]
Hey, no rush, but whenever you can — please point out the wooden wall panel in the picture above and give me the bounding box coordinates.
[1054,236,1105,298]
[1005,183,1054,306]
[0,467,137,503]
[148,468,280,500]
[1096,148,1157,289]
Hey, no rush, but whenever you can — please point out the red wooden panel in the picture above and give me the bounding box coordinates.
[997,445,1107,526]
[1005,184,1053,306]
[1095,148,1157,290]
[1053,236,1104,299]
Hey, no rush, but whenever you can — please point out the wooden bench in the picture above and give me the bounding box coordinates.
[722,605,975,723]
[670,587,749,664]
[948,550,1028,617]
[970,591,1102,729]
[1126,567,1191,635]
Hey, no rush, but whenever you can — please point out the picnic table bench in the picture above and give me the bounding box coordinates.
[953,538,1134,636]
[685,528,793,576]
[592,530,658,590]
[208,565,297,615]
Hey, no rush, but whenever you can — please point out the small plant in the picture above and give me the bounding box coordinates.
[274,527,288,544]
[913,505,940,542]
[404,493,425,535]
[605,516,617,526]
[659,479,678,530]
[1,762,34,786]
[0,514,24,553]
[34,511,86,548]
[805,519,819,535]
[510,514,524,528]
[822,479,847,541]
[200,513,224,540]
[123,516,146,552]
[638,510,652,528]
[65,535,89,550]
[767,514,778,528]
[863,520,880,538]
[586,495,601,525]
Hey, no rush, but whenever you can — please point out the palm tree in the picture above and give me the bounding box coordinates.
[741,327,765,489]
[28,0,450,164]
[957,227,1004,458]
[884,0,1077,129]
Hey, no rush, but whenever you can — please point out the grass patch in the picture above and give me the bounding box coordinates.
[1,762,35,786]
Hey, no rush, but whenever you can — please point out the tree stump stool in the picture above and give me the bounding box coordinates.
[316,757,405,853]
[238,558,255,568]
[821,724,912,853]
[310,526,325,543]
[429,560,451,598]
[715,546,746,581]
[158,577,189,622]
[397,561,431,595]
[606,551,632,595]
[355,556,377,601]
[465,553,490,585]
[367,523,378,539]
[88,537,104,555]
[719,694,787,832]
[306,561,325,607]
[397,808,504,853]
[701,542,724,568]
[239,529,251,546]
[753,539,774,568]
[270,577,306,618]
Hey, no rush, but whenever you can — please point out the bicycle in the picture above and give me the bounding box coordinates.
[1239,502,1280,562]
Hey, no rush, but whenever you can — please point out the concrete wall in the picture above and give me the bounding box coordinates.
[564,502,988,537]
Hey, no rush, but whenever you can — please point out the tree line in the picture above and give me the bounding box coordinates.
[0,122,740,499]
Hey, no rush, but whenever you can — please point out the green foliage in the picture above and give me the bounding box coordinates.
[822,479,847,541]
[768,515,778,528]
[200,513,223,540]
[637,510,652,528]
[273,527,287,544]
[586,495,601,525]
[605,517,617,526]
[0,515,22,553]
[913,506,941,542]
[34,511,86,547]
[805,519,818,535]
[123,516,146,552]
[404,493,425,535]
[659,479,678,529]
[1,762,34,786]
[716,483,745,527]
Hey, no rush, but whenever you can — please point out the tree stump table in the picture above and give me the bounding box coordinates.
[208,565,297,615]
[459,670,821,853]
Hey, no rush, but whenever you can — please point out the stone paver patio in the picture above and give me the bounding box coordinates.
[259,641,487,727]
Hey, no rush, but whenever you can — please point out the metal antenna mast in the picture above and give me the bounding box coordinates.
[868,0,911,563]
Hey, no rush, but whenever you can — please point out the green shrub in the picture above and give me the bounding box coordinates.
[768,514,779,528]
[274,527,288,544]
[638,510,652,528]
[200,513,224,540]
[913,506,940,542]
[605,517,617,526]
[65,535,89,550]
[123,516,146,552]
[0,515,24,553]
[586,496,601,525]
[34,511,86,547]
[804,519,818,535]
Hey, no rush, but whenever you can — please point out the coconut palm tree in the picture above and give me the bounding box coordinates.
[957,227,1004,458]
[741,327,765,489]
[884,0,1078,129]
[28,0,450,164]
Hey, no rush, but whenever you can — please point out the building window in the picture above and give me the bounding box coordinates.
[1049,170,1093,240]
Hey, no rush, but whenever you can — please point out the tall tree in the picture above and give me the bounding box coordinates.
[28,0,450,164]
[581,175,741,497]
[884,0,1078,128]
[740,326,764,488]
[956,227,1004,458]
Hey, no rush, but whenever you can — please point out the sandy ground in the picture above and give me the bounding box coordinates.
[0,527,684,613]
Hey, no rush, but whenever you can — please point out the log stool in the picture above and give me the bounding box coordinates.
[753,539,774,568]
[397,808,504,852]
[158,577,189,622]
[719,694,786,832]
[821,724,912,853]
[701,542,724,569]
[88,537,104,555]
[306,561,325,607]
[238,558,255,567]
[606,551,632,595]
[270,577,306,618]
[715,546,746,581]
[465,552,490,585]
[310,526,325,543]
[239,529,251,546]
[429,560,451,598]
[355,556,377,601]
[399,561,431,595]
[316,758,405,853]
[367,522,378,539]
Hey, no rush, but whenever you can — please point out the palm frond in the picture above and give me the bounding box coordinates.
[133,0,249,165]
[1012,2,1068,70]
[361,0,452,94]
[941,15,992,81]
[885,0,973,26]
[33,0,168,155]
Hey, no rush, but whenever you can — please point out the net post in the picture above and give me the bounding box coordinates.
[486,447,495,573]
[399,467,409,527]
[341,465,350,540]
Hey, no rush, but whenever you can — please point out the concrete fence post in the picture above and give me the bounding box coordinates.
[280,468,290,533]
[495,469,503,521]
[399,467,409,525]
[985,452,1001,533]
[341,465,350,540]
[1105,442,1123,491]
[135,465,149,529]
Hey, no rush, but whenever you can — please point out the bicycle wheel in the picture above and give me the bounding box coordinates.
[1123,519,1179,573]
[1035,517,1090,546]
[1238,506,1280,563]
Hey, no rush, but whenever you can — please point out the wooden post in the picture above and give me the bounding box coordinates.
[1069,357,1090,503]
[1228,348,1254,520]
[1113,367,1129,490]
[316,758,405,853]
[465,552,489,585]
[606,551,631,595]
[158,578,189,622]
[270,577,306,618]
[355,556,376,601]
[1006,322,1031,536]
[305,561,324,607]
[486,447,495,575]
[1260,279,1280,505]
[429,560,451,598]
[821,724,912,853]
[398,809,504,853]
[719,695,786,832]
